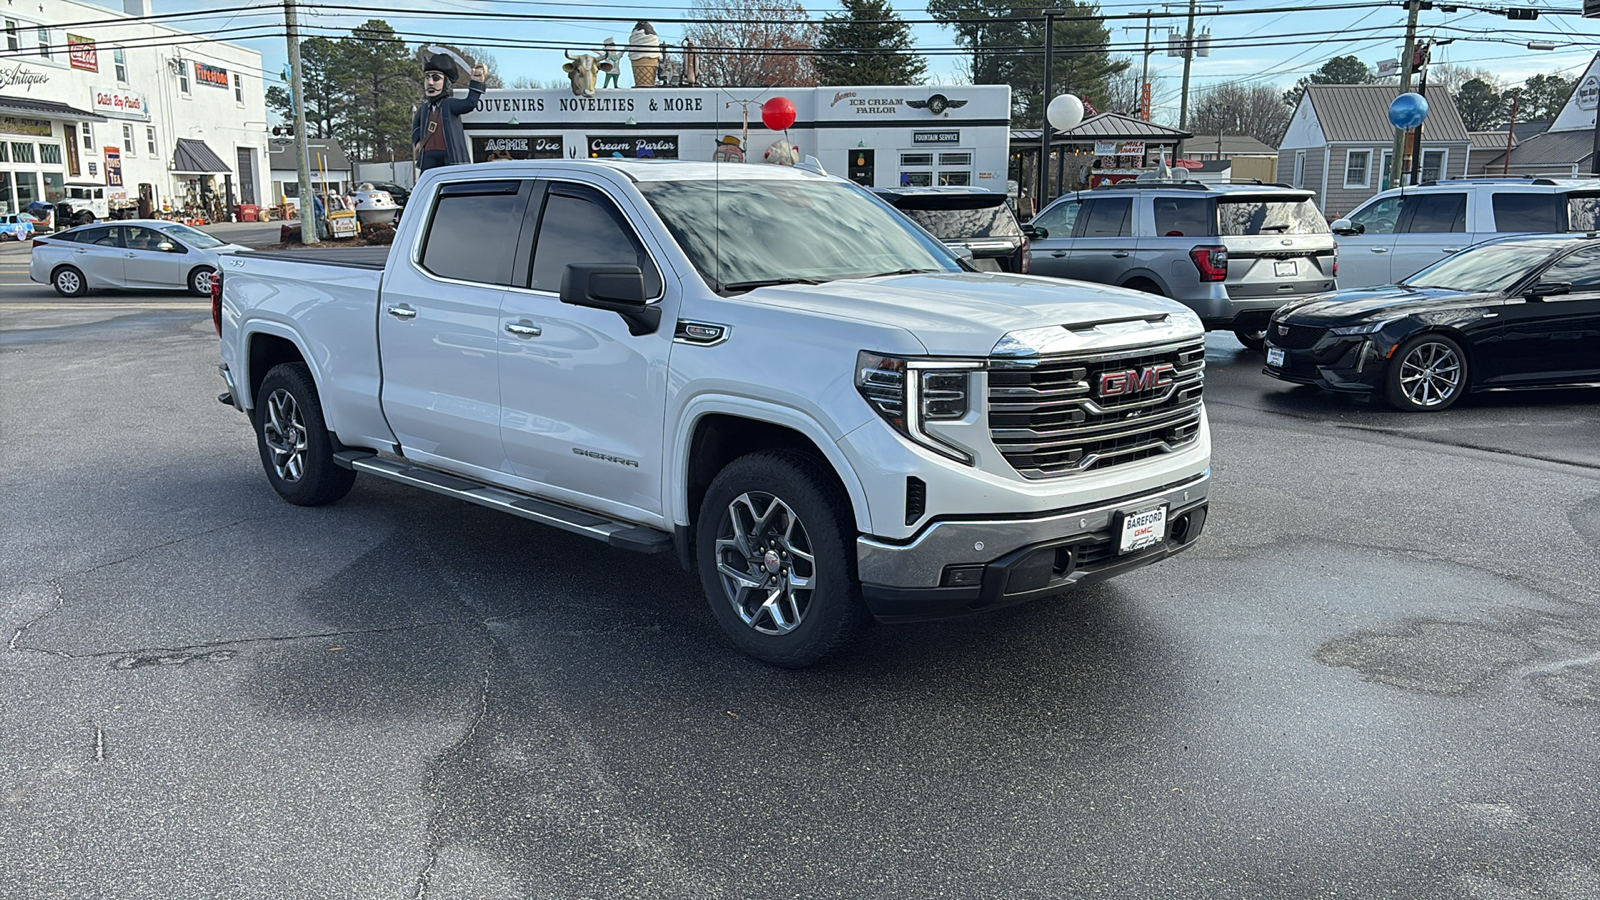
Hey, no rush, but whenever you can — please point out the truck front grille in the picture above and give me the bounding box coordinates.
[988,340,1205,479]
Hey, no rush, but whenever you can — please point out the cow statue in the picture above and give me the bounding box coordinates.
[563,50,614,98]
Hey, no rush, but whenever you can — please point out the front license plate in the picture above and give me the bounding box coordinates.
[1267,347,1285,367]
[1273,260,1298,278]
[1118,505,1168,554]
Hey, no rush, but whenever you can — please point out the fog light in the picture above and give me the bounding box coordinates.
[942,565,984,587]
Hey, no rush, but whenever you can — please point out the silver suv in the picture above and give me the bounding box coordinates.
[1025,180,1336,350]
[1332,177,1600,289]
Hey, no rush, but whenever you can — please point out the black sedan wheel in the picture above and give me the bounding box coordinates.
[1385,333,1468,412]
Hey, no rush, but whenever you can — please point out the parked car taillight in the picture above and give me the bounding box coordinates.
[1019,236,1030,274]
[210,271,223,335]
[31,237,47,248]
[1332,244,1339,278]
[1190,245,1228,282]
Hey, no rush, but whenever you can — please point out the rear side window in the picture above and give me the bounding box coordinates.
[530,184,662,296]
[1490,193,1560,233]
[1217,198,1329,235]
[899,203,1020,240]
[419,181,527,285]
[1152,196,1211,237]
[1077,197,1131,238]
[84,226,120,247]
[1539,245,1600,289]
[1401,192,1466,234]
[1567,195,1600,231]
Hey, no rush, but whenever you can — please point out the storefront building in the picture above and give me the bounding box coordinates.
[0,0,268,219]
[460,85,1011,191]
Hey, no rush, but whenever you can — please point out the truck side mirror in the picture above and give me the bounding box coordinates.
[561,263,661,336]
[1331,218,1363,236]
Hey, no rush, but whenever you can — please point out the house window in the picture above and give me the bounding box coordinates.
[4,19,20,53]
[1379,150,1394,187]
[1421,149,1447,183]
[82,123,94,151]
[1344,149,1371,188]
[36,26,50,59]
[11,142,35,164]
[178,61,191,95]
[234,72,244,104]
[113,48,128,82]
[39,144,62,165]
[122,124,136,155]
[145,127,157,156]
[1293,150,1306,189]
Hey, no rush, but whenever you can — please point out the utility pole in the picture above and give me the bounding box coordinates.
[1039,9,1057,208]
[1387,0,1422,190]
[285,0,317,244]
[1122,11,1157,121]
[1175,0,1197,159]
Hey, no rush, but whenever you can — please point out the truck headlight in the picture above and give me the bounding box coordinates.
[856,351,980,464]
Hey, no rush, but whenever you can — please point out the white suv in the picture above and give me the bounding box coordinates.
[1333,177,1600,288]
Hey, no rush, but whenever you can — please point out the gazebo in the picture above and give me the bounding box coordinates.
[1010,113,1192,213]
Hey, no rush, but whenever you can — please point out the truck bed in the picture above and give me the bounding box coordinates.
[239,247,391,269]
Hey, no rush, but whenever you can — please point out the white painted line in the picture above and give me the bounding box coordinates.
[1,302,206,310]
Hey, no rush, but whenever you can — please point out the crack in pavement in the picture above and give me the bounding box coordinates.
[412,667,494,900]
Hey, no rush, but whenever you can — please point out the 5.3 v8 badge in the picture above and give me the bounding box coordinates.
[1098,363,1177,399]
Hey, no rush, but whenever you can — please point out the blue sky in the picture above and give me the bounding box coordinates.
[131,0,1600,122]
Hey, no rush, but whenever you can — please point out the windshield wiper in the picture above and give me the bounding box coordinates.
[858,268,940,278]
[719,277,828,293]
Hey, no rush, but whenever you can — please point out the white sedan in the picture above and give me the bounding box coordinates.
[29,219,248,297]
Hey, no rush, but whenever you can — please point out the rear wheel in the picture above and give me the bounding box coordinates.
[1234,328,1268,352]
[52,266,87,297]
[696,450,867,668]
[253,362,356,506]
[1384,333,1468,412]
[189,265,216,297]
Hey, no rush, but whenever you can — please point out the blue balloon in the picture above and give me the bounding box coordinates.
[1388,92,1429,130]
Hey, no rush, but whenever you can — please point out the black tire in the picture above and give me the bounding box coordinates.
[1234,328,1267,352]
[696,449,867,668]
[1384,333,1468,412]
[52,266,87,298]
[189,265,216,297]
[253,362,356,506]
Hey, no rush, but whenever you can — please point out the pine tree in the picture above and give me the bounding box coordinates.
[816,0,927,87]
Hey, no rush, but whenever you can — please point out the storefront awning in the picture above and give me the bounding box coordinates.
[171,138,232,175]
[0,96,107,122]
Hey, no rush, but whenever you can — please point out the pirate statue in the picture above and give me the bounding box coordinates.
[412,52,487,172]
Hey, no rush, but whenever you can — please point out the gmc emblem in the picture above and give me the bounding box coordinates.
[1098,364,1177,398]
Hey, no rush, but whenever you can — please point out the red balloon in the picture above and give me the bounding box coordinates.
[761,97,797,132]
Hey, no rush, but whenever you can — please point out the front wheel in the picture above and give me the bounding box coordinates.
[696,450,867,668]
[1234,328,1268,352]
[253,362,356,506]
[1384,333,1468,412]
[53,266,87,297]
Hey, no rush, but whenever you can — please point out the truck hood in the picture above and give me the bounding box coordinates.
[745,272,1197,356]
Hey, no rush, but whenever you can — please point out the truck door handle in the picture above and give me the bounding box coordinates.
[1111,251,1130,258]
[1371,248,1388,254]
[505,320,542,337]
[1442,248,1460,253]
[1051,251,1068,258]
[386,304,418,320]
[124,252,136,258]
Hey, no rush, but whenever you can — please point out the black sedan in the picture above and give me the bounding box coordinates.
[1263,234,1600,411]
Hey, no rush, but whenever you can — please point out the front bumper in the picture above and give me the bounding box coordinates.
[1262,332,1388,394]
[857,472,1208,622]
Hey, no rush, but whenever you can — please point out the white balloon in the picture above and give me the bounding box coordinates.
[1047,94,1085,131]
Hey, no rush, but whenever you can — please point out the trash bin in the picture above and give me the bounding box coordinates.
[240,204,259,222]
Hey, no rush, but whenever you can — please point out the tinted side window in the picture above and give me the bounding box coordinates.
[85,226,120,247]
[419,181,526,285]
[1032,199,1079,235]
[1402,193,1466,234]
[530,185,662,296]
[1567,194,1600,231]
[1077,197,1131,238]
[1349,196,1401,235]
[1152,196,1210,237]
[1539,246,1600,290]
[1490,193,1560,233]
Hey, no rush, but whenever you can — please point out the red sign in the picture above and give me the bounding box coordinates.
[194,62,229,88]
[68,35,98,72]
[104,147,123,187]
[1139,83,1152,122]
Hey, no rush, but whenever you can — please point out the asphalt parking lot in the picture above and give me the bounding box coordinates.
[3,238,1598,898]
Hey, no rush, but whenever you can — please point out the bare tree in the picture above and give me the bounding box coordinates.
[509,76,570,90]
[1424,63,1501,97]
[1189,81,1292,147]
[682,0,820,87]
[1098,58,1143,118]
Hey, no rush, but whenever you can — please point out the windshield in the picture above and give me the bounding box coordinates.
[158,223,226,249]
[1217,198,1329,235]
[636,178,959,291]
[1402,242,1557,292]
[895,202,1022,240]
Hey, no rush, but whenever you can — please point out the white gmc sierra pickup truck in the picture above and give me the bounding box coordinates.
[215,159,1211,666]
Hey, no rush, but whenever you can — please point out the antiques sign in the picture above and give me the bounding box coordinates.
[0,63,50,92]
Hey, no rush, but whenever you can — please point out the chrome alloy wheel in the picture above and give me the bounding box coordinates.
[714,491,817,636]
[55,269,81,294]
[1397,340,1464,408]
[192,268,212,295]
[261,388,309,482]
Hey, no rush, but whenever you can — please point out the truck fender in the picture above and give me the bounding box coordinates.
[670,395,874,536]
[234,319,328,425]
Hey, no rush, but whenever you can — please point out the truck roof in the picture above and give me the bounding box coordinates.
[427,158,836,184]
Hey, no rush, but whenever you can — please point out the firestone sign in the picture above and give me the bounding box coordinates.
[194,63,230,89]
[93,86,151,121]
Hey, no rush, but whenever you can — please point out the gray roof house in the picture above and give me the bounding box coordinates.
[1277,84,1471,219]
[1475,53,1600,177]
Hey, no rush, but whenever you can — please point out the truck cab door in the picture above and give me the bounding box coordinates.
[496,180,673,520]
[1391,191,1468,284]
[378,179,532,473]
[1065,195,1136,286]
[1025,195,1080,279]
[1334,194,1402,288]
